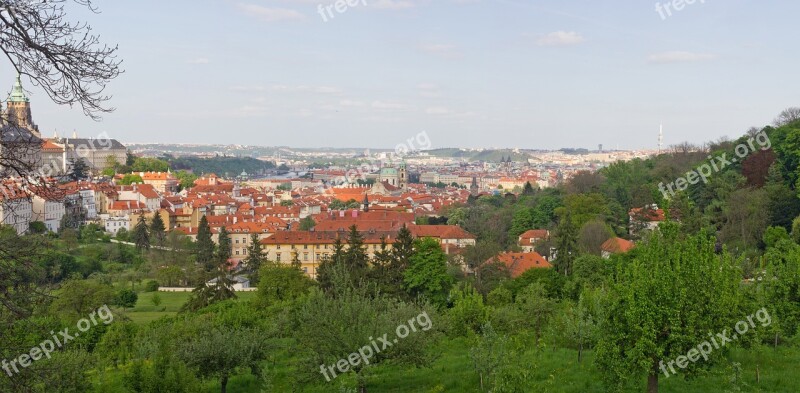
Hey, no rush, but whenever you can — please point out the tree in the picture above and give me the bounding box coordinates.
[174,170,198,190]
[447,283,488,337]
[69,157,89,180]
[578,220,613,256]
[773,107,800,127]
[115,288,138,309]
[181,262,236,312]
[596,223,742,393]
[50,279,115,318]
[28,221,47,234]
[339,225,369,286]
[256,262,313,306]
[242,233,264,283]
[553,212,579,276]
[404,237,453,307]
[299,216,315,231]
[119,174,144,185]
[195,215,215,271]
[515,282,556,345]
[151,292,162,308]
[522,181,535,196]
[470,323,510,391]
[216,226,232,264]
[294,286,436,392]
[132,215,150,253]
[131,157,169,172]
[177,323,270,393]
[149,212,166,246]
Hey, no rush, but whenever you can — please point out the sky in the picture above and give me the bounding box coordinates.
[12,0,800,150]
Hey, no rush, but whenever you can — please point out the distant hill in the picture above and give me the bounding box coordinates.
[425,148,530,162]
[167,156,275,177]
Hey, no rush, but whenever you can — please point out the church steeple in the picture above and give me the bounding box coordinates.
[4,73,38,136]
[363,193,370,212]
[8,73,29,103]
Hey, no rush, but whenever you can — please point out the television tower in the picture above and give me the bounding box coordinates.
[658,123,663,154]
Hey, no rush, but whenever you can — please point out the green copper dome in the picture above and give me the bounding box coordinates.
[8,74,29,103]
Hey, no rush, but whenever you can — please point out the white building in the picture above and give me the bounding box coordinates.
[31,193,65,233]
[0,189,32,235]
[100,214,130,235]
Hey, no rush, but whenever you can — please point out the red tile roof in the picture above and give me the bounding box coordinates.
[601,237,635,254]
[490,252,552,278]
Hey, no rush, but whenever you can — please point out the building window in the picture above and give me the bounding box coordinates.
[304,253,308,261]
[304,245,308,249]
[276,253,282,262]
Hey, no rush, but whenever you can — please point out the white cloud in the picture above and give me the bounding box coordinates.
[647,51,716,64]
[236,3,304,22]
[535,31,586,46]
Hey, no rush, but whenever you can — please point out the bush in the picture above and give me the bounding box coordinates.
[144,280,160,292]
[115,289,138,309]
[447,284,488,337]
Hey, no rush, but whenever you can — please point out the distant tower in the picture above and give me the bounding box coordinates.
[5,73,39,136]
[398,161,408,191]
[470,176,479,196]
[658,123,664,154]
[362,193,370,212]
[598,144,603,153]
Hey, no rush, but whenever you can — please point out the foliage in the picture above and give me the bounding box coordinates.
[447,283,489,337]
[115,288,139,308]
[132,215,150,252]
[404,237,453,308]
[256,262,314,306]
[595,223,743,392]
[144,280,160,292]
[118,174,144,185]
[130,157,170,172]
[195,215,215,271]
[294,286,438,392]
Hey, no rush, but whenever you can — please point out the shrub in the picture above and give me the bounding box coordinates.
[115,289,138,309]
[144,280,160,292]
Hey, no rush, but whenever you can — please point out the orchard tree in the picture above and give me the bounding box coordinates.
[294,286,437,392]
[596,223,742,393]
[404,237,453,307]
[177,324,270,393]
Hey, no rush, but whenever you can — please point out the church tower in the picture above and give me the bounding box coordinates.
[5,74,39,136]
[398,161,408,191]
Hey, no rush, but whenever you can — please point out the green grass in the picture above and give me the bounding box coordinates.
[92,333,800,392]
[125,291,257,324]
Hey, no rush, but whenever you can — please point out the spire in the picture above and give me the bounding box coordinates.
[363,193,370,212]
[8,73,29,103]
